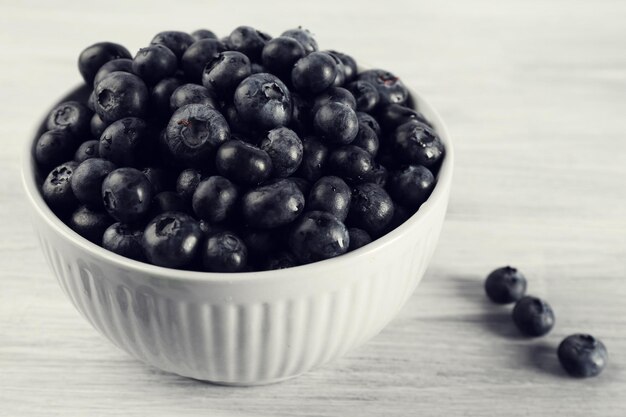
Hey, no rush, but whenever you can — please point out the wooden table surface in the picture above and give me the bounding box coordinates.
[1,0,625,415]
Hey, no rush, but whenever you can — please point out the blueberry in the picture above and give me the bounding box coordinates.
[348,227,372,251]
[558,334,608,378]
[132,44,178,86]
[357,112,381,136]
[242,179,304,229]
[98,117,147,166]
[150,191,187,216]
[78,42,131,84]
[202,231,248,272]
[176,168,202,201]
[357,69,410,106]
[69,205,113,244]
[326,52,346,87]
[150,77,184,118]
[289,211,349,264]
[87,91,96,112]
[90,113,109,138]
[384,204,413,234]
[290,177,311,196]
[290,93,313,133]
[222,103,257,137]
[512,296,555,337]
[234,73,292,130]
[347,81,380,113]
[296,136,328,182]
[215,140,272,186]
[71,158,116,208]
[46,101,92,137]
[250,62,265,74]
[164,103,230,166]
[192,176,239,223]
[392,121,445,168]
[260,127,303,178]
[348,183,395,236]
[228,26,271,62]
[352,123,379,157]
[94,72,149,123]
[101,168,152,223]
[191,29,218,41]
[312,87,357,112]
[142,211,203,268]
[142,167,171,195]
[74,140,99,162]
[327,145,375,183]
[291,52,337,95]
[93,58,134,87]
[35,129,79,168]
[281,27,318,53]
[264,251,299,270]
[307,176,351,221]
[387,165,435,209]
[102,223,145,261]
[484,266,528,304]
[325,50,357,82]
[313,102,358,145]
[242,229,280,263]
[378,103,431,132]
[181,39,225,83]
[169,84,216,111]
[150,31,195,60]
[201,51,251,98]
[370,163,388,187]
[42,161,79,212]
[261,36,306,80]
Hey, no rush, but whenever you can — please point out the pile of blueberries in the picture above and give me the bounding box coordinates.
[485,266,608,378]
[36,26,444,272]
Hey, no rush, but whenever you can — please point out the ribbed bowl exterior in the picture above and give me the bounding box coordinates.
[23,84,453,385]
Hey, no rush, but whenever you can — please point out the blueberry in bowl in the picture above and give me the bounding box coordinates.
[22,26,453,385]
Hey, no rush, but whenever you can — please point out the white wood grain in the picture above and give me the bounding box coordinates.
[1,0,625,415]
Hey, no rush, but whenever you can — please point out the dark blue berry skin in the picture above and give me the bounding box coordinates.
[357,69,410,106]
[260,127,303,178]
[102,223,145,261]
[202,232,248,272]
[289,211,349,264]
[164,103,230,167]
[242,229,280,264]
[352,123,379,157]
[142,212,203,268]
[512,296,555,337]
[181,39,225,83]
[281,28,318,54]
[250,63,265,74]
[558,334,608,378]
[94,72,149,123]
[35,130,79,168]
[308,176,351,221]
[296,136,328,182]
[78,42,132,84]
[290,93,312,134]
[234,73,292,130]
[326,52,346,87]
[216,140,272,186]
[357,112,381,136]
[93,58,134,87]
[347,81,380,113]
[387,165,435,209]
[201,51,251,98]
[150,31,195,60]
[290,177,311,196]
[150,77,184,118]
[69,205,113,244]
[142,167,171,195]
[87,91,96,111]
[42,161,79,212]
[228,26,272,62]
[378,103,431,132]
[46,101,92,137]
[169,84,216,111]
[176,168,202,201]
[325,50,357,83]
[348,183,395,236]
[101,168,152,223]
[98,117,147,166]
[392,121,445,168]
[484,266,527,304]
[261,36,306,80]
[242,179,304,229]
[328,145,376,183]
[191,29,218,41]
[149,191,188,217]
[90,113,109,138]
[312,87,357,113]
[71,158,117,208]
[264,251,299,270]
[313,102,359,145]
[370,163,388,187]
[74,140,99,163]
[132,44,178,86]
[192,176,239,223]
[291,52,337,95]
[348,227,372,251]
[385,204,412,233]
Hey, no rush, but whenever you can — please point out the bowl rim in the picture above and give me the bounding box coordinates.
[22,82,454,284]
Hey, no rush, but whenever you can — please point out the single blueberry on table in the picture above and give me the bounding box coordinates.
[234,73,292,130]
[191,29,218,41]
[325,50,357,82]
[70,158,117,208]
[484,266,527,304]
[101,168,152,223]
[202,231,248,272]
[69,205,114,244]
[327,145,376,183]
[90,113,109,138]
[307,176,352,221]
[291,52,337,95]
[347,227,372,251]
[192,176,239,223]
[150,77,184,118]
[281,27,318,54]
[169,84,216,111]
[94,71,149,123]
[260,127,303,178]
[46,101,92,137]
[357,69,410,106]
[35,129,79,168]
[98,117,148,166]
[142,211,203,268]
[288,211,349,264]
[228,26,272,62]
[215,140,273,186]
[176,168,203,202]
[313,102,359,145]
[181,38,225,83]
[558,334,608,378]
[347,80,380,113]
[74,140,99,163]
[150,31,195,60]
[78,42,131,84]
[512,296,555,337]
[387,165,435,209]
[93,58,134,87]
[261,36,306,80]
[295,136,329,182]
[351,123,379,157]
[42,161,79,212]
[312,87,357,113]
[348,182,395,236]
[242,179,305,229]
[102,223,145,261]
[201,51,251,98]
[132,44,178,86]
[392,121,445,168]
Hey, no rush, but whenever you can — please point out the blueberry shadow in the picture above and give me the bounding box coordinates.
[525,342,568,379]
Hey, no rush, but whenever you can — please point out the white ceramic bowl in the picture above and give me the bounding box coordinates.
[22,83,453,385]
